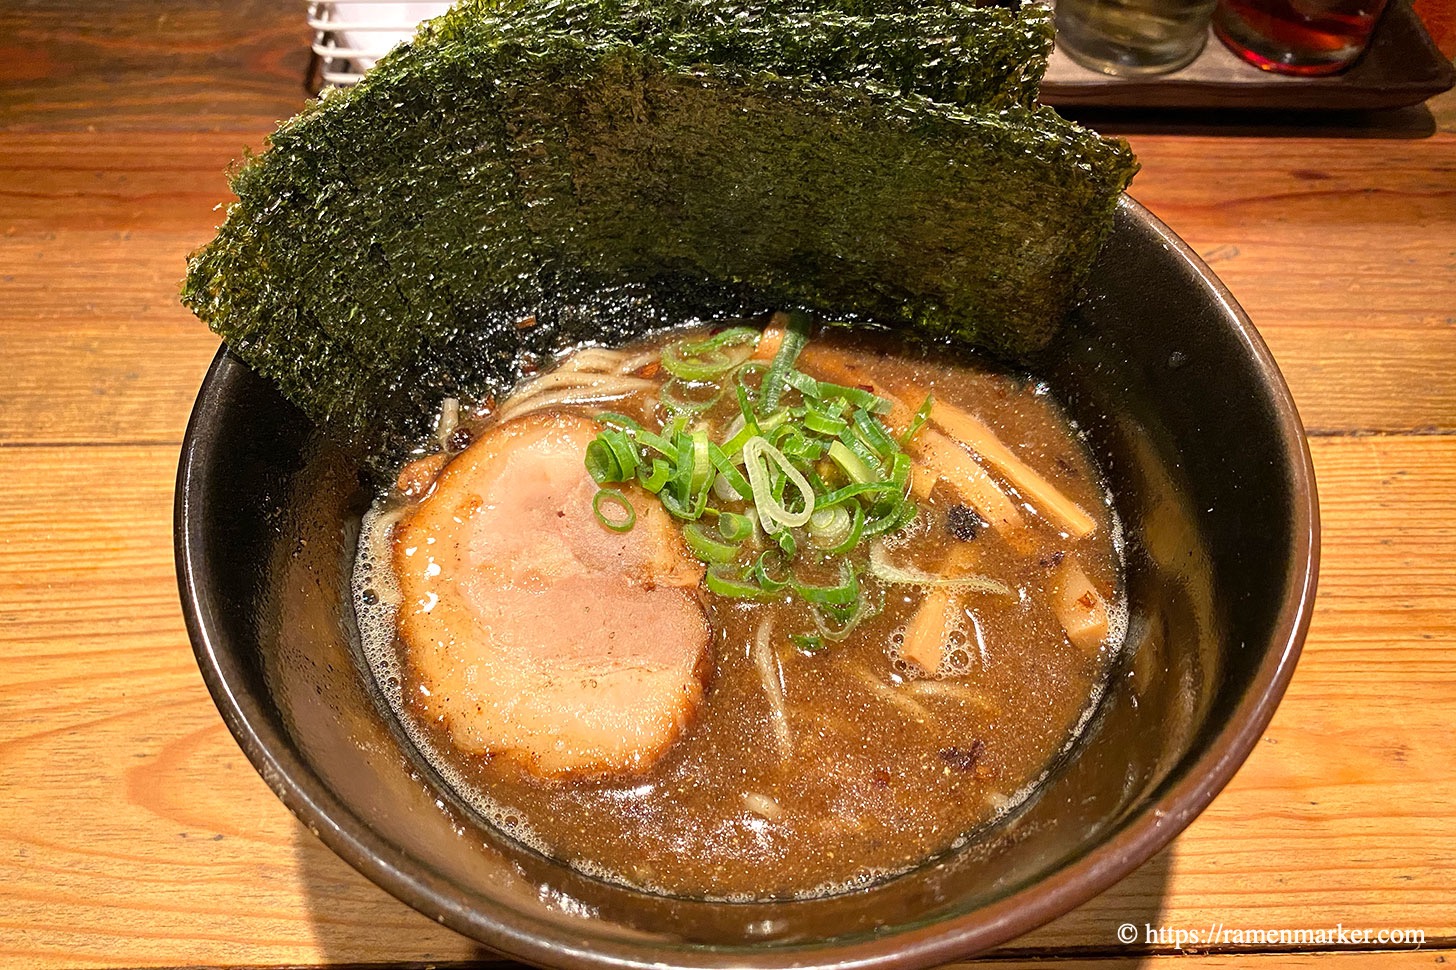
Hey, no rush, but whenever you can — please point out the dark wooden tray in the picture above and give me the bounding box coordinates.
[1041,0,1454,110]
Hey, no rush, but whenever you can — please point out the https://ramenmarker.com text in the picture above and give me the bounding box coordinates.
[1117,922,1426,949]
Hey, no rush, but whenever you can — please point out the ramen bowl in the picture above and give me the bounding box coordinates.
[175,196,1318,969]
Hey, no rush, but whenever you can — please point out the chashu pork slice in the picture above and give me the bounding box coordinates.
[392,410,709,778]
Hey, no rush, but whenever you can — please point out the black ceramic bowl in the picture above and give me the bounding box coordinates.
[176,197,1318,969]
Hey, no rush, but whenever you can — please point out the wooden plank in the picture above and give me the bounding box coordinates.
[0,436,1451,967]
[1119,122,1456,436]
[0,232,221,446]
[1,0,1448,137]
[0,132,260,233]
[0,133,239,444]
[0,0,312,133]
[1125,133,1456,345]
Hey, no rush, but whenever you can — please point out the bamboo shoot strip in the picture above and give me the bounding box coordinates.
[911,394,1097,539]
[1051,554,1110,654]
[801,349,1044,542]
[911,430,1027,537]
[902,587,952,676]
[800,350,1080,538]
[900,542,977,675]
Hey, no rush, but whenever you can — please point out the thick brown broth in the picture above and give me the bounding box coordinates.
[354,325,1123,900]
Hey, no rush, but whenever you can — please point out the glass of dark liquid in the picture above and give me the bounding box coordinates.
[1213,0,1391,75]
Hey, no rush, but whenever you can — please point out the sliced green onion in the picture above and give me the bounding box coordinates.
[583,322,930,619]
[826,501,867,556]
[684,522,740,563]
[888,451,913,493]
[659,483,709,521]
[811,585,883,642]
[705,563,771,599]
[660,377,722,416]
[781,369,821,400]
[592,489,636,533]
[635,427,675,458]
[721,416,756,458]
[753,550,792,592]
[769,462,790,510]
[868,542,1012,593]
[764,421,797,451]
[827,439,880,485]
[717,512,754,542]
[789,632,827,654]
[706,326,761,347]
[853,410,898,458]
[778,431,824,464]
[816,480,899,508]
[638,457,671,493]
[585,430,638,484]
[838,428,885,475]
[804,407,849,436]
[808,505,853,548]
[671,432,694,502]
[707,442,752,500]
[689,431,713,493]
[712,472,739,502]
[814,379,891,414]
[761,311,811,412]
[757,409,791,435]
[793,561,860,606]
[773,528,798,557]
[661,327,759,381]
[886,496,921,533]
[743,435,815,530]
[733,380,759,422]
[862,497,912,538]
[585,439,617,484]
[902,393,934,445]
[741,505,759,527]
[596,411,646,433]
[604,428,639,477]
[734,360,768,404]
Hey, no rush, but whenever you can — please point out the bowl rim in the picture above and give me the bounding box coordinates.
[175,194,1319,970]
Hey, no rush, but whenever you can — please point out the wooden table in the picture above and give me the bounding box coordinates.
[1,3,1452,968]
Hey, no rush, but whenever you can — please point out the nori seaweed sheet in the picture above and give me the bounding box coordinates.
[429,0,1055,109]
[182,1,1136,458]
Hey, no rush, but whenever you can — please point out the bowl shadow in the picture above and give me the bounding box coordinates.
[291,818,497,965]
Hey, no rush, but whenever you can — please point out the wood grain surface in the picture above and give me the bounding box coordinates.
[1,1,1454,968]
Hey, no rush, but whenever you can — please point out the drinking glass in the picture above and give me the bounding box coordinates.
[1213,0,1391,75]
[1055,0,1220,75]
